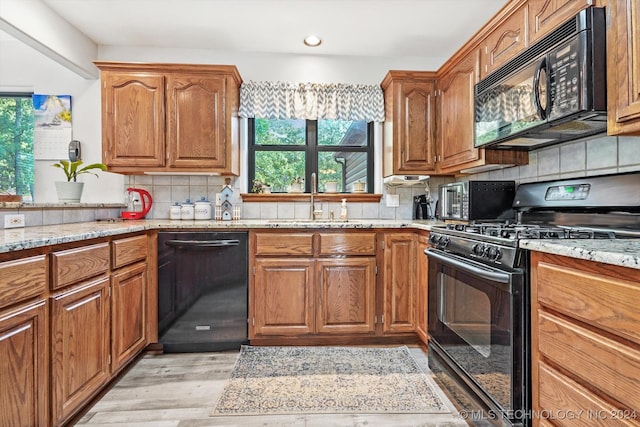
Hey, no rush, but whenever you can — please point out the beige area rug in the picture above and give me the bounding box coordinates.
[211,345,451,416]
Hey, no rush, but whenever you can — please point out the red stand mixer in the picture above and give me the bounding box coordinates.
[121,187,153,219]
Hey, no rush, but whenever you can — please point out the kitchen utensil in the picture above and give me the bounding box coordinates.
[121,188,152,219]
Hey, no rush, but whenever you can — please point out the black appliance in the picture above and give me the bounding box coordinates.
[426,172,640,427]
[158,231,249,352]
[413,194,431,219]
[438,180,516,222]
[474,7,606,151]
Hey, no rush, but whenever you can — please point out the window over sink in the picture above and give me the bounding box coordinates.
[248,118,374,194]
[0,93,34,201]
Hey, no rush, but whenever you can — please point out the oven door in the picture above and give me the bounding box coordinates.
[426,248,528,421]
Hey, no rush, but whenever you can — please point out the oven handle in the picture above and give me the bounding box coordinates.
[425,248,511,284]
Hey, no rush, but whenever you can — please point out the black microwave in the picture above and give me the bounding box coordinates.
[437,180,516,222]
[474,7,607,151]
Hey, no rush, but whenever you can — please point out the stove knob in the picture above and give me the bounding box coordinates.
[440,236,450,247]
[429,234,439,245]
[472,243,485,256]
[486,246,502,261]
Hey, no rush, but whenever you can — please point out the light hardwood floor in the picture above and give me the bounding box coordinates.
[74,346,469,427]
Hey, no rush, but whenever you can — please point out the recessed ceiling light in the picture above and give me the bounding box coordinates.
[303,35,322,47]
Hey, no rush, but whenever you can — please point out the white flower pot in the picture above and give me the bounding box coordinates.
[55,181,84,203]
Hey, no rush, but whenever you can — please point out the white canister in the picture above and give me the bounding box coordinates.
[169,202,181,220]
[194,197,212,220]
[180,199,195,220]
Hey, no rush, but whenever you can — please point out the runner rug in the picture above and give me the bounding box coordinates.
[211,345,450,416]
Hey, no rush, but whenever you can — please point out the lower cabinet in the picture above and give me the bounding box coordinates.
[0,300,48,427]
[111,262,148,373]
[531,251,640,426]
[382,232,417,334]
[415,232,429,344]
[250,230,417,342]
[253,258,315,336]
[316,258,376,334]
[50,277,111,426]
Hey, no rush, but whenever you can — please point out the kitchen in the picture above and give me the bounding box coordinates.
[1,0,640,426]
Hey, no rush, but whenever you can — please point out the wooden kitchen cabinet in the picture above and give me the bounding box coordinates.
[415,232,429,344]
[253,258,315,336]
[111,262,147,373]
[528,0,593,44]
[479,3,528,78]
[316,258,376,334]
[606,0,640,135]
[531,251,640,425]
[95,62,242,175]
[382,232,416,334]
[381,71,438,176]
[250,231,378,340]
[0,300,48,427]
[50,277,111,427]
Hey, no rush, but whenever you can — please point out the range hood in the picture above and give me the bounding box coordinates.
[383,175,429,186]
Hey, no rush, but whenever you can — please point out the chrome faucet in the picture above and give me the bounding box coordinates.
[310,172,322,220]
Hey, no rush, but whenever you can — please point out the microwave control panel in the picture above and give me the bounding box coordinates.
[549,37,581,118]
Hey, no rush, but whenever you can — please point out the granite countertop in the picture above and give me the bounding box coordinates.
[0,219,439,253]
[2,220,638,270]
[520,239,640,270]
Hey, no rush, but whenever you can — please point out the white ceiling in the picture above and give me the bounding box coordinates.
[39,0,508,63]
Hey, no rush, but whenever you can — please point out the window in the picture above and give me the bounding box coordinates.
[0,93,34,201]
[248,118,373,193]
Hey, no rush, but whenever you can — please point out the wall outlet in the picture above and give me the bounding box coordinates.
[4,213,25,228]
[386,194,400,207]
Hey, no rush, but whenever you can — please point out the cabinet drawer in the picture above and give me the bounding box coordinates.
[51,242,110,290]
[112,235,148,269]
[537,362,638,427]
[536,260,640,346]
[0,255,47,310]
[254,233,313,256]
[318,233,376,256]
[538,310,640,412]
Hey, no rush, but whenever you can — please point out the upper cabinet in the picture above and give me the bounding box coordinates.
[437,51,482,170]
[528,0,594,43]
[381,71,438,176]
[480,3,528,78]
[606,0,640,135]
[95,62,242,175]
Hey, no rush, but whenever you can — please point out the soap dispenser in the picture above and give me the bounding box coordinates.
[340,198,348,221]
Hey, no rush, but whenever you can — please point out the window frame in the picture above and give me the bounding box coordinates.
[247,118,375,193]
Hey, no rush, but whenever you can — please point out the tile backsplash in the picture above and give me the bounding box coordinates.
[3,134,639,228]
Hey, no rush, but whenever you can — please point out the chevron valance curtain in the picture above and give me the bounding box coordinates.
[239,81,385,122]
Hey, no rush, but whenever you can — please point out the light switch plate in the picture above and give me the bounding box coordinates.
[386,194,400,207]
[4,213,25,228]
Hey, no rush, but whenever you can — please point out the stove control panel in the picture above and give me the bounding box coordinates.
[429,231,516,268]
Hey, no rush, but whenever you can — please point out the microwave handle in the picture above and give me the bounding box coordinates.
[533,57,549,120]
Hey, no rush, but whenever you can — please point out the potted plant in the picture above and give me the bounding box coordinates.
[290,176,303,193]
[251,180,271,194]
[52,160,108,203]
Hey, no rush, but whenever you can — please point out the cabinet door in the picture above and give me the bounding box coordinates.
[253,259,314,336]
[316,258,376,334]
[111,263,147,373]
[101,72,165,168]
[51,277,110,426]
[0,300,48,427]
[415,234,429,344]
[607,0,640,135]
[528,0,593,44]
[384,77,438,174]
[166,74,227,169]
[438,51,481,170]
[383,233,417,334]
[480,4,528,78]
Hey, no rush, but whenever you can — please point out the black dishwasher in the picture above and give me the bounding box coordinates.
[158,231,248,352]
